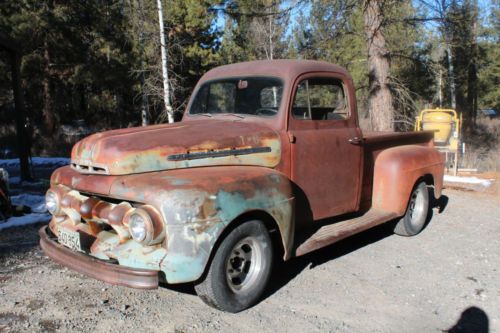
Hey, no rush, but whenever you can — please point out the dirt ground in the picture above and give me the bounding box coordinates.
[0,188,499,333]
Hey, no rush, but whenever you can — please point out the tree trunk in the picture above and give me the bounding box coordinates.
[468,2,478,130]
[135,0,149,126]
[11,52,32,181]
[445,42,457,109]
[363,0,394,131]
[156,0,174,124]
[42,38,55,134]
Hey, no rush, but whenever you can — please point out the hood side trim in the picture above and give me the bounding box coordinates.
[167,146,272,161]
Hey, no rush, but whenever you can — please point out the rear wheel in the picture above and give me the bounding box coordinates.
[394,181,430,236]
[194,220,273,312]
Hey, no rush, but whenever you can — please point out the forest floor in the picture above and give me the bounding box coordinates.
[0,164,499,332]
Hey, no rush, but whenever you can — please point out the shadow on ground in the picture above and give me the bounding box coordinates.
[263,193,449,300]
[445,306,489,333]
[0,223,45,259]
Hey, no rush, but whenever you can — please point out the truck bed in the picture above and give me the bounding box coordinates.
[359,130,436,211]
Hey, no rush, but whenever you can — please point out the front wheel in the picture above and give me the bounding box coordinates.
[394,181,430,236]
[194,220,273,312]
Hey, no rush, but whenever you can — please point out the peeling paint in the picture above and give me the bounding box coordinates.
[70,120,282,175]
[48,165,294,283]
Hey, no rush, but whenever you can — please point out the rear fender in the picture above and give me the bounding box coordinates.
[372,145,444,215]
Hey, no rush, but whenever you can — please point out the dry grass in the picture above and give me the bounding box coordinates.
[460,117,500,172]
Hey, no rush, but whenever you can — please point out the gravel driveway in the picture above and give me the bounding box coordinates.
[0,187,498,333]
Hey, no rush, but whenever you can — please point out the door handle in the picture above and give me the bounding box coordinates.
[348,137,364,145]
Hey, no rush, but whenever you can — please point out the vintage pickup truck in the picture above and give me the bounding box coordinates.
[40,60,445,312]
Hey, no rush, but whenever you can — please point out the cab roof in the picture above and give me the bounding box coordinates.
[199,59,351,83]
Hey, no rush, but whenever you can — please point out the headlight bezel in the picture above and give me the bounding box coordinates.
[125,205,165,246]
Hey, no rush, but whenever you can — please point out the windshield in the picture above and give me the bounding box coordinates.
[189,77,283,117]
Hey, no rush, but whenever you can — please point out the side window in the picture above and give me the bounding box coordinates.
[292,78,348,120]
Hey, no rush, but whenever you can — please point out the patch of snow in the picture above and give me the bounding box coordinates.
[8,176,21,185]
[0,193,50,231]
[0,157,69,168]
[444,175,494,187]
[11,194,47,213]
[0,213,50,231]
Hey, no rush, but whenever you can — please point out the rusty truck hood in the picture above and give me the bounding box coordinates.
[70,119,281,175]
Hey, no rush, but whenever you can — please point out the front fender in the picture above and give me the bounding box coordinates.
[109,166,294,284]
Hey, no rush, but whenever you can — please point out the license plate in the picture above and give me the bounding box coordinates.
[58,228,82,252]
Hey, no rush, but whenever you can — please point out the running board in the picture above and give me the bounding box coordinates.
[295,209,399,257]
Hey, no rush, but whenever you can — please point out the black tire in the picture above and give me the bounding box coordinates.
[194,220,273,312]
[394,181,430,236]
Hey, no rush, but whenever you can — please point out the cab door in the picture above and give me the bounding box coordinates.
[289,74,362,221]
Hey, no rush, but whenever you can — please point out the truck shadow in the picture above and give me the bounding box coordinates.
[425,192,449,228]
[263,220,396,301]
[262,192,450,303]
[159,221,398,298]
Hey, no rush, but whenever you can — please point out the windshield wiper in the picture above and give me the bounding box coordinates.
[193,113,212,117]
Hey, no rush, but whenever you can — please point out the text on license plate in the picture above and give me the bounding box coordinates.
[58,228,82,252]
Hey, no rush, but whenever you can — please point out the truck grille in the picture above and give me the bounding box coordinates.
[71,162,109,175]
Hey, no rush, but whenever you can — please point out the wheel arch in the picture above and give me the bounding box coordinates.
[224,210,286,258]
[407,173,434,206]
[195,209,287,284]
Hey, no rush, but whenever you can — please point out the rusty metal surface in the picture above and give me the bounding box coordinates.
[70,120,281,175]
[362,130,435,145]
[288,71,363,222]
[371,145,445,215]
[49,165,294,283]
[197,60,351,84]
[183,60,358,138]
[358,131,437,212]
[39,226,159,289]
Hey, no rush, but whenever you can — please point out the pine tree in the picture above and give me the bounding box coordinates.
[219,0,289,62]
[477,2,499,112]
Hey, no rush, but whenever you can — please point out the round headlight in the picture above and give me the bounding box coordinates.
[129,213,148,242]
[45,190,60,215]
[126,206,165,245]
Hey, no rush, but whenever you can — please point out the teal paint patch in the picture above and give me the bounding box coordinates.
[160,253,207,283]
[103,239,167,270]
[156,188,293,283]
[159,221,226,283]
[215,187,289,223]
[215,190,252,223]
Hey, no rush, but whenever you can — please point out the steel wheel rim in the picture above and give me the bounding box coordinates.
[225,237,263,293]
[408,186,426,230]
